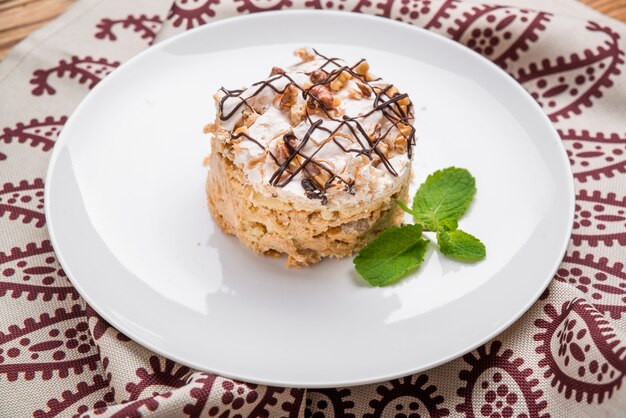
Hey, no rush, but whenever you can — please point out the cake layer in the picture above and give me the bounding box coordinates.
[206,136,409,266]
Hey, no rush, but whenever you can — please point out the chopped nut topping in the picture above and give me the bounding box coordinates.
[398,123,413,137]
[234,125,248,136]
[302,158,331,190]
[310,69,328,84]
[397,94,411,114]
[215,48,416,200]
[294,48,315,62]
[270,66,286,76]
[290,103,306,126]
[368,122,382,143]
[308,84,335,109]
[279,83,298,111]
[278,133,332,191]
[245,114,258,127]
[242,110,258,128]
[394,135,408,153]
[330,70,352,91]
[354,60,369,77]
[356,83,371,98]
[277,137,294,164]
[397,95,411,106]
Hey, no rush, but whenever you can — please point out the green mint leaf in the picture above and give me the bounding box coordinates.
[412,167,476,231]
[395,200,417,216]
[437,229,486,261]
[354,224,429,287]
[438,219,458,232]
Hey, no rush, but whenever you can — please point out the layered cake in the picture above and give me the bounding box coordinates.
[205,48,416,266]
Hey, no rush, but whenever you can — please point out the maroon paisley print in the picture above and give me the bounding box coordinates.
[556,252,626,320]
[33,375,113,418]
[235,0,293,13]
[560,129,626,183]
[517,22,624,122]
[572,190,626,247]
[0,240,77,302]
[304,0,372,13]
[183,375,302,418]
[89,392,172,418]
[183,373,218,418]
[0,179,46,228]
[0,304,99,382]
[384,0,459,29]
[445,3,501,40]
[95,15,163,44]
[30,56,119,96]
[1,116,65,152]
[448,6,551,70]
[534,300,626,403]
[364,374,449,418]
[306,388,355,418]
[456,341,549,418]
[166,0,220,29]
[125,356,192,401]
[455,7,550,69]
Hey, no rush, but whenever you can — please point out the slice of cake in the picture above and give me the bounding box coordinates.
[205,48,416,267]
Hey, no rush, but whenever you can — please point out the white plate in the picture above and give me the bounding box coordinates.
[46,11,574,388]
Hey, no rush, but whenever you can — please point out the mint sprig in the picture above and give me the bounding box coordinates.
[354,167,486,286]
[410,167,475,231]
[436,230,485,261]
[354,225,429,287]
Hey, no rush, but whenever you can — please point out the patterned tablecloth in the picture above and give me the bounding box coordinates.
[1,0,625,416]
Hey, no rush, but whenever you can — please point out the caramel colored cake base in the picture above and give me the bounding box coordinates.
[206,137,409,267]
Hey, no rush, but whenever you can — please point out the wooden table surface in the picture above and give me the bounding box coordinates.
[0,0,625,59]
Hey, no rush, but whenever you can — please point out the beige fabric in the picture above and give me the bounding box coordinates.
[1,0,625,416]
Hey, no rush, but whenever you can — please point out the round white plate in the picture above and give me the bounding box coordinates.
[46,11,574,388]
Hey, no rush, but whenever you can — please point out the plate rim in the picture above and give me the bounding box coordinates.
[45,9,575,388]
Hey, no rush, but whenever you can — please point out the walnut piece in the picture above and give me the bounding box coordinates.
[356,83,371,98]
[279,83,299,111]
[330,70,352,91]
[290,103,306,126]
[270,66,285,76]
[294,48,315,62]
[309,69,328,84]
[233,125,248,136]
[398,123,413,138]
[308,85,335,109]
[354,61,369,77]
[394,135,408,153]
[301,156,331,190]
[278,134,331,190]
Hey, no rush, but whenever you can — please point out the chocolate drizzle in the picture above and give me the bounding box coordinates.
[217,49,416,205]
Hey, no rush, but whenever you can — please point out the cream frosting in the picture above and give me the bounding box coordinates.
[213,49,415,209]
